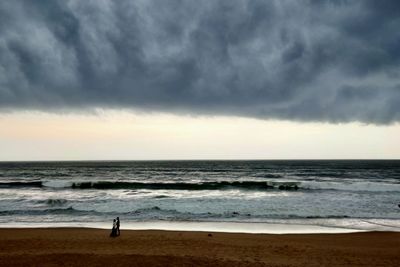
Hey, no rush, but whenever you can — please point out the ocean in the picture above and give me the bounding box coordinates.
[0,160,399,232]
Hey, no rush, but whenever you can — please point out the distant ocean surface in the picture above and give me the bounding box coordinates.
[1,160,400,231]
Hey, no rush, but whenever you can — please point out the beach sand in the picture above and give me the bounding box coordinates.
[0,228,399,266]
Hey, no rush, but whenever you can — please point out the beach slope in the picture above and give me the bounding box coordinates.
[0,228,399,266]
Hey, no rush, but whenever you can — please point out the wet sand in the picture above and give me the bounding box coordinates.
[0,228,399,266]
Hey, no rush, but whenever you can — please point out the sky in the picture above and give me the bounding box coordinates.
[0,0,399,160]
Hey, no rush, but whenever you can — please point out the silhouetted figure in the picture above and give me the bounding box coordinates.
[110,219,117,237]
[116,217,120,236]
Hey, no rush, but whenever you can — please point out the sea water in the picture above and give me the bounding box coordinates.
[0,160,399,232]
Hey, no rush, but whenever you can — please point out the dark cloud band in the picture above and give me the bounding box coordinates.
[1,0,399,123]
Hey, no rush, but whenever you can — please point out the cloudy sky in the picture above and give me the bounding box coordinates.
[1,0,399,160]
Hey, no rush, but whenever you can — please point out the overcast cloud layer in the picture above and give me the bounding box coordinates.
[1,0,400,123]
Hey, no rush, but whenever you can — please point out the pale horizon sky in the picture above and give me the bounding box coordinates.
[1,110,399,161]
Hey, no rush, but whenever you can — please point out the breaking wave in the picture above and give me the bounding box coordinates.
[69,181,300,191]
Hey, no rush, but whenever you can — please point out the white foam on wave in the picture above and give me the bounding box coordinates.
[302,180,400,192]
[42,180,72,188]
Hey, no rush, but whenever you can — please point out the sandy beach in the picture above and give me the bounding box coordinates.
[0,228,399,266]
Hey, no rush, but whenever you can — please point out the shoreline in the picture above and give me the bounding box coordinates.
[2,218,400,233]
[0,221,370,234]
[0,228,399,266]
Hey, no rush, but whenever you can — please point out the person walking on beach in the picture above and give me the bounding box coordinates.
[110,219,117,237]
[116,217,120,236]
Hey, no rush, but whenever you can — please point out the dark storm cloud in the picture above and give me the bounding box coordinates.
[1,0,400,123]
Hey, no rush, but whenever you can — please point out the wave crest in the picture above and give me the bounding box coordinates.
[70,181,300,191]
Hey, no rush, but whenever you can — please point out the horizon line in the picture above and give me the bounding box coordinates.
[1,158,399,163]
